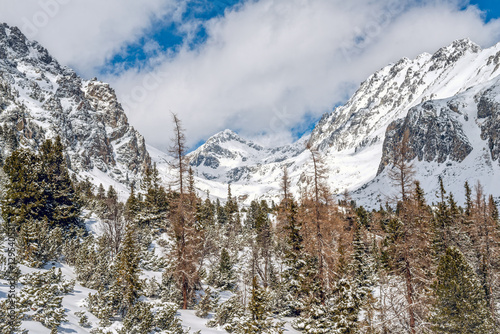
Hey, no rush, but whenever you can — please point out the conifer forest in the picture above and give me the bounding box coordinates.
[1,114,499,334]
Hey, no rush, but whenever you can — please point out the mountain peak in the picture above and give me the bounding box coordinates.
[0,23,56,68]
[0,22,150,186]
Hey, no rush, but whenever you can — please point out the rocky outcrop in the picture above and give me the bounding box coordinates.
[0,23,150,184]
[475,82,500,162]
[378,100,473,174]
[308,38,499,154]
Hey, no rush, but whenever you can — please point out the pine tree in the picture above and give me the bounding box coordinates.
[140,163,168,228]
[464,181,473,217]
[431,247,495,333]
[120,301,154,334]
[112,223,141,315]
[236,277,284,334]
[18,268,74,333]
[195,287,218,318]
[207,294,245,332]
[2,138,81,265]
[329,278,362,334]
[39,136,81,231]
[154,302,188,334]
[349,225,376,301]
[280,200,307,316]
[0,299,25,334]
[214,248,237,291]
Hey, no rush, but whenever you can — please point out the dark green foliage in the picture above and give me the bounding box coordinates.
[464,181,472,217]
[355,206,370,229]
[237,277,285,334]
[349,225,376,296]
[154,302,187,334]
[112,223,142,315]
[195,287,219,318]
[18,268,74,333]
[1,137,81,265]
[139,163,168,228]
[212,248,237,291]
[207,294,245,332]
[280,200,308,316]
[431,247,495,333]
[120,301,154,334]
[161,271,183,305]
[0,298,25,334]
[329,278,362,334]
[75,310,91,327]
[75,235,112,290]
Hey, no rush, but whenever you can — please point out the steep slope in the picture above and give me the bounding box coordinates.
[0,23,150,187]
[359,76,500,207]
[190,39,500,206]
[309,39,500,153]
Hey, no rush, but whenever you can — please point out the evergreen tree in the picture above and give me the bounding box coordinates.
[39,136,81,231]
[431,247,495,333]
[195,287,218,318]
[140,163,168,228]
[120,301,154,334]
[213,248,237,291]
[154,302,188,334]
[2,138,81,265]
[329,278,362,334]
[207,294,245,332]
[349,225,376,299]
[18,268,74,333]
[237,277,285,334]
[112,223,141,315]
[280,200,308,316]
[0,299,25,334]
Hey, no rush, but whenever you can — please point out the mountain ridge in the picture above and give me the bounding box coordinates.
[0,23,150,191]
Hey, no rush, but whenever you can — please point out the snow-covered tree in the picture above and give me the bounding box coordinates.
[431,246,495,333]
[207,293,245,332]
[236,277,285,334]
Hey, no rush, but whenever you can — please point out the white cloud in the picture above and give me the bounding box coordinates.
[2,0,500,150]
[0,0,182,75]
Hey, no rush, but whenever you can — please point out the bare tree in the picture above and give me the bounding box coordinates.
[303,143,332,300]
[167,113,202,309]
[388,129,415,203]
[169,113,189,197]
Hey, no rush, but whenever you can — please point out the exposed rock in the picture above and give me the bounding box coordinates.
[0,23,150,184]
[378,100,473,174]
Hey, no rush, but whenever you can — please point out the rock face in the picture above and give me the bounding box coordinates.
[308,39,500,154]
[378,100,474,174]
[476,83,500,162]
[189,38,500,206]
[0,23,150,184]
[189,129,305,183]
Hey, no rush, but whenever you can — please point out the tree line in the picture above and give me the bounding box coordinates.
[0,119,499,333]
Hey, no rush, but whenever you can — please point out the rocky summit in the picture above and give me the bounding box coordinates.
[187,38,500,207]
[0,23,150,187]
[2,22,500,207]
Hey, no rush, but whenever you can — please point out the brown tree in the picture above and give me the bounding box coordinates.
[167,113,202,309]
[388,129,415,202]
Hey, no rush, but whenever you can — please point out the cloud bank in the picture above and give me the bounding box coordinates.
[1,0,500,150]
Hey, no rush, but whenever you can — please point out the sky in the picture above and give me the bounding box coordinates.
[1,0,500,151]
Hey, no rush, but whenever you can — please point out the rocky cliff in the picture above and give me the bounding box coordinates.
[0,23,150,186]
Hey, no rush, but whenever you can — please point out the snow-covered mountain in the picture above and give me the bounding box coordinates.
[188,38,500,207]
[0,23,150,190]
[2,21,500,207]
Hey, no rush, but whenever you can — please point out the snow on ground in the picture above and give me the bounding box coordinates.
[1,246,300,333]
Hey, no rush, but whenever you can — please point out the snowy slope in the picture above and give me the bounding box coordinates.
[0,23,150,189]
[188,39,500,207]
[355,75,500,207]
